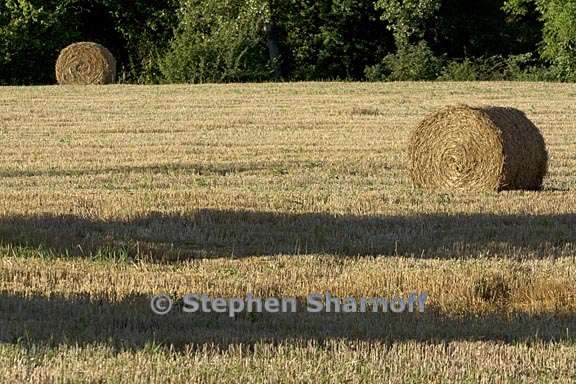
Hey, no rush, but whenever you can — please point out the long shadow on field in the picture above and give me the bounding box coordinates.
[0,291,574,350]
[0,210,574,260]
[0,162,278,178]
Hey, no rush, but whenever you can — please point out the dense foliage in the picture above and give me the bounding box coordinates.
[161,0,272,83]
[0,0,575,84]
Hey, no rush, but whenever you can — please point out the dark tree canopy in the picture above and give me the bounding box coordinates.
[0,0,573,84]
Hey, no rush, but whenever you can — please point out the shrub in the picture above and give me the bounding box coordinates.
[365,41,444,81]
[502,53,556,80]
[439,53,555,81]
[439,59,481,81]
[160,0,272,83]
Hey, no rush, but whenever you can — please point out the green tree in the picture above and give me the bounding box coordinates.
[0,0,179,84]
[433,0,542,59]
[504,0,576,81]
[270,0,394,80]
[60,0,179,83]
[537,0,576,81]
[160,0,272,83]
[0,0,78,84]
[374,0,441,47]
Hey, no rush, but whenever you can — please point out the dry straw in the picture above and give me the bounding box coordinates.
[409,104,548,192]
[55,42,116,85]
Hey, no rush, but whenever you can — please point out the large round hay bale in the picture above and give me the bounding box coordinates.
[409,105,548,192]
[55,42,116,85]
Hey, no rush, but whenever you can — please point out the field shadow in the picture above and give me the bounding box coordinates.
[0,291,574,350]
[0,210,574,260]
[0,162,275,178]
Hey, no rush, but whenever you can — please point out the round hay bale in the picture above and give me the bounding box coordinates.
[55,42,116,85]
[409,104,548,192]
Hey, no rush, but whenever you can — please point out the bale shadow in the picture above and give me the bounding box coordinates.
[1,291,574,350]
[0,210,574,260]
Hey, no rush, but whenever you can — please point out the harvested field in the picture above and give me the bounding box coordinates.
[0,82,575,383]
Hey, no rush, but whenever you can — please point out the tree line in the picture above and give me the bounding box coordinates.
[1,0,575,85]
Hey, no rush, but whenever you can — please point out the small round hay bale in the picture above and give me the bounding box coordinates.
[409,104,548,192]
[55,42,116,85]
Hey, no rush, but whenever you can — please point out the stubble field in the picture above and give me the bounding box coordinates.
[0,82,575,382]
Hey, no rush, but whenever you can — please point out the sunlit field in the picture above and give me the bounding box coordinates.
[0,82,575,382]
